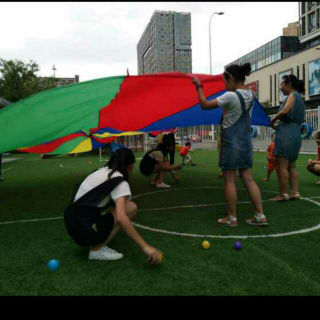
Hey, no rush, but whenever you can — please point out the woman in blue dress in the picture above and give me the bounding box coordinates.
[192,63,267,227]
[270,75,306,201]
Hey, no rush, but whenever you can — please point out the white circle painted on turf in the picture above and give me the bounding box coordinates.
[132,187,320,239]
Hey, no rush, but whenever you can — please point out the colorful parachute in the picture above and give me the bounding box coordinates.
[0,72,270,154]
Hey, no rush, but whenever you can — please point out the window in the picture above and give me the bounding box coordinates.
[270,75,273,104]
[301,16,306,36]
[309,2,317,10]
[297,65,300,79]
[303,63,306,86]
[301,2,306,15]
[309,12,316,32]
[274,74,277,104]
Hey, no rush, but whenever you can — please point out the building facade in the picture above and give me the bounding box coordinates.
[225,3,320,110]
[137,10,192,74]
[39,75,80,88]
[299,2,320,47]
[245,45,320,110]
[226,34,302,73]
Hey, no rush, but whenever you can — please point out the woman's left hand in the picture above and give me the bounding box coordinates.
[192,77,201,87]
[270,118,277,129]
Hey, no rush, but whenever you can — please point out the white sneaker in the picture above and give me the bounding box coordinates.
[89,246,123,261]
[157,182,171,188]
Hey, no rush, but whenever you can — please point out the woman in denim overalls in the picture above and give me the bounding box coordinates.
[270,75,306,201]
[193,63,267,227]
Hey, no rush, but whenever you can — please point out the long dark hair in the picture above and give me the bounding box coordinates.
[156,134,174,157]
[282,74,305,94]
[106,148,135,181]
[224,63,251,83]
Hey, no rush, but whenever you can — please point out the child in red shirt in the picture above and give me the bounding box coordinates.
[180,142,196,166]
[263,133,277,182]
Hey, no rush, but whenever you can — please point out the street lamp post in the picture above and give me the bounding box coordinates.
[52,64,57,87]
[209,12,224,143]
[209,12,224,75]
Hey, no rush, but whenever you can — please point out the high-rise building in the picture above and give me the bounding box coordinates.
[137,10,192,75]
[299,2,320,48]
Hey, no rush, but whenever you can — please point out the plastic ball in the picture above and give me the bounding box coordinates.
[48,259,60,271]
[154,251,164,265]
[234,241,242,251]
[202,240,210,249]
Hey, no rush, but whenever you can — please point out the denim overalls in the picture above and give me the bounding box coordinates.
[219,91,254,171]
[274,91,305,161]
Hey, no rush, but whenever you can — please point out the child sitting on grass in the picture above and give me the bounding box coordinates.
[307,131,320,184]
[180,142,196,166]
[263,133,277,182]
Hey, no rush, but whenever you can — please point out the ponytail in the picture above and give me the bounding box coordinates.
[106,148,135,181]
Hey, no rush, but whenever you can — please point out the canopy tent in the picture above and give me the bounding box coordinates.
[0,72,270,154]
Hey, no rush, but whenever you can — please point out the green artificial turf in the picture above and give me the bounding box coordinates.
[1,150,320,296]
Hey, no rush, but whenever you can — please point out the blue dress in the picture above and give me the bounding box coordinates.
[219,91,253,171]
[274,91,305,161]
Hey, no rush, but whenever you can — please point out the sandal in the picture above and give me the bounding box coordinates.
[218,216,238,227]
[270,194,289,202]
[246,213,268,226]
[289,192,301,200]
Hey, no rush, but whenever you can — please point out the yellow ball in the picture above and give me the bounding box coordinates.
[202,240,210,249]
[155,251,164,265]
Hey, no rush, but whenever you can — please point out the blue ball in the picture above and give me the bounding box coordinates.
[264,166,267,170]
[234,241,242,251]
[48,259,60,271]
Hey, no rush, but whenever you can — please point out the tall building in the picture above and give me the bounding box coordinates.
[299,2,320,48]
[137,10,192,75]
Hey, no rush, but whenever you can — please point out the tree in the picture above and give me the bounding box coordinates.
[0,58,56,103]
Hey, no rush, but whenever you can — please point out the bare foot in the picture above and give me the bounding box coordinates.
[263,178,269,182]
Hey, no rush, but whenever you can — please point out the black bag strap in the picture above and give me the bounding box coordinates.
[70,175,125,210]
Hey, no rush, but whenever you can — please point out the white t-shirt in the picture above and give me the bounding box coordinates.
[217,89,255,129]
[74,168,132,208]
[148,150,165,162]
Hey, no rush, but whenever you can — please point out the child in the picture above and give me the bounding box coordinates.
[192,63,267,227]
[307,131,320,184]
[263,133,277,182]
[140,134,182,188]
[180,142,196,166]
[64,148,162,264]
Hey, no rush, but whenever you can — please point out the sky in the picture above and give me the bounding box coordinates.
[0,2,299,81]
